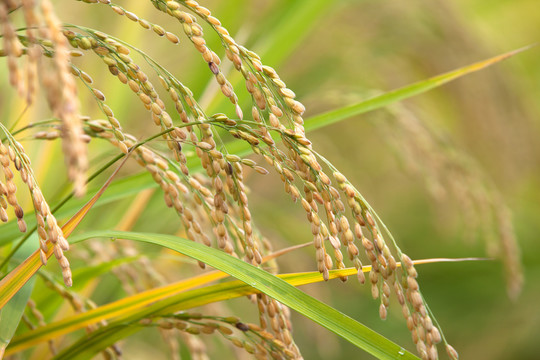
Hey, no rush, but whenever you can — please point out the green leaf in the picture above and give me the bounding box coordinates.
[7,270,229,355]
[9,265,355,354]
[11,250,474,358]
[0,277,35,357]
[304,46,533,132]
[0,235,38,357]
[60,231,419,360]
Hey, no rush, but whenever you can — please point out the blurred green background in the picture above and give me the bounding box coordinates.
[2,0,539,359]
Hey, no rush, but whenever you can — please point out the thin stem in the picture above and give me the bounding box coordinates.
[8,104,30,133]
[10,119,61,137]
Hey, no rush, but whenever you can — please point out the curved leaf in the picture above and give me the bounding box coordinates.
[51,231,418,360]
[0,235,38,357]
[9,267,357,355]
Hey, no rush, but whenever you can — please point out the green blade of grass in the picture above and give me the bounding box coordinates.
[0,277,35,358]
[49,279,266,360]
[304,45,533,132]
[8,232,419,359]
[10,242,479,357]
[7,270,228,355]
[47,231,418,360]
[9,268,348,354]
[0,235,38,357]
[7,244,335,353]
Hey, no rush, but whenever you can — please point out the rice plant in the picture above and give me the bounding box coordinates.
[1,1,535,359]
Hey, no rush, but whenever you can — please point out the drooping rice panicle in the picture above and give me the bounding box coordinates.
[1,125,72,287]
